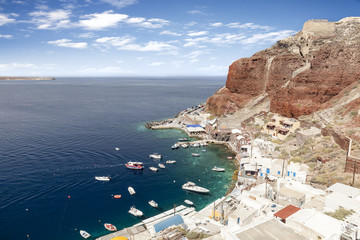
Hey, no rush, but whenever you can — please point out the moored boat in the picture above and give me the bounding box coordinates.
[149,167,158,172]
[227,156,233,160]
[192,153,200,157]
[184,199,194,205]
[104,223,117,231]
[125,161,144,170]
[128,186,136,195]
[158,163,165,169]
[166,160,176,164]
[192,143,200,147]
[149,153,162,159]
[212,166,225,172]
[182,181,210,194]
[128,206,143,217]
[181,144,188,148]
[113,194,122,199]
[115,147,120,151]
[178,137,189,141]
[171,143,180,149]
[95,176,111,181]
[148,200,158,208]
[80,230,91,239]
[202,149,206,152]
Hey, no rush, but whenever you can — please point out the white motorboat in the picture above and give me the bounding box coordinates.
[182,181,210,194]
[149,153,162,159]
[171,143,180,149]
[80,230,91,239]
[148,200,158,208]
[104,223,117,231]
[212,166,225,172]
[202,149,207,152]
[166,160,176,164]
[95,176,111,181]
[115,147,120,151]
[128,206,143,217]
[192,153,200,157]
[181,144,188,148]
[192,143,200,147]
[203,142,208,146]
[128,186,136,195]
[178,138,189,141]
[149,167,158,172]
[184,199,194,205]
[158,163,165,169]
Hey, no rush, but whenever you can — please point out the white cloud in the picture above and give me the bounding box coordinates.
[199,64,227,73]
[78,66,130,74]
[0,34,12,39]
[127,18,169,29]
[187,10,204,15]
[149,62,165,66]
[160,30,181,36]
[0,13,16,26]
[0,62,35,71]
[95,36,177,52]
[187,31,209,37]
[47,39,88,49]
[241,30,296,44]
[29,9,71,29]
[77,32,98,39]
[78,10,128,30]
[184,37,209,47]
[227,22,273,31]
[100,0,137,9]
[210,22,223,27]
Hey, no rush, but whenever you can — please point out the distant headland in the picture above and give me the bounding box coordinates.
[0,76,55,80]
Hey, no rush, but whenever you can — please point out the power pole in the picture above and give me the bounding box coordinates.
[353,160,356,186]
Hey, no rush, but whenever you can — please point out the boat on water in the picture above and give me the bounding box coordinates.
[95,176,111,181]
[171,143,180,149]
[166,160,176,164]
[148,200,158,208]
[158,163,165,169]
[128,186,136,195]
[181,144,188,148]
[202,149,207,152]
[192,143,200,147]
[227,156,233,160]
[125,161,144,170]
[178,137,189,141]
[149,167,158,172]
[184,199,194,205]
[192,153,200,157]
[203,142,208,146]
[115,147,120,151]
[182,181,210,194]
[149,153,162,159]
[104,223,117,231]
[113,194,121,199]
[128,206,143,217]
[212,166,225,172]
[80,230,91,239]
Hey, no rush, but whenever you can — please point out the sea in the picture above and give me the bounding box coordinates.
[0,77,237,240]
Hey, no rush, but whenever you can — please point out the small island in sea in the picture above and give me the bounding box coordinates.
[0,76,55,80]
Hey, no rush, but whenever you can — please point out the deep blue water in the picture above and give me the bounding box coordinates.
[0,77,236,240]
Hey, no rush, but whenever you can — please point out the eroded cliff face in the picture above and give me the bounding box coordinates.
[206,17,360,117]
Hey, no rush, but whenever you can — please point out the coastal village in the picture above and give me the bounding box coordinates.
[97,102,360,240]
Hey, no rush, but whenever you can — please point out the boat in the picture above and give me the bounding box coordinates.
[212,166,225,172]
[115,147,120,151]
[104,223,117,231]
[148,200,158,208]
[80,230,91,239]
[113,194,122,199]
[182,181,210,194]
[128,186,136,195]
[178,138,189,141]
[184,199,194,205]
[95,176,111,181]
[149,153,162,159]
[181,144,188,148]
[128,206,143,217]
[227,156,233,160]
[192,153,200,157]
[166,160,176,164]
[125,161,144,170]
[203,142,208,146]
[171,143,180,149]
[192,143,200,147]
[149,167,158,172]
[158,163,165,169]
[202,149,206,152]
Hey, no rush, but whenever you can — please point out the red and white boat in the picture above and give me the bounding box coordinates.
[125,161,144,170]
[104,223,117,231]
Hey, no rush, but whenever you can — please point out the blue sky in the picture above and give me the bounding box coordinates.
[0,0,359,77]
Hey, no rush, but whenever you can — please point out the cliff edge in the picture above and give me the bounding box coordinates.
[206,17,360,118]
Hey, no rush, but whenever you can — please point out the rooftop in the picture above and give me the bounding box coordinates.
[274,205,300,219]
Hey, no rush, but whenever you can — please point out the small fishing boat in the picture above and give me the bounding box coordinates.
[202,149,206,152]
[125,161,144,170]
[182,181,210,194]
[148,200,158,208]
[212,166,225,172]
[166,160,176,164]
[192,153,200,157]
[128,186,136,195]
[95,176,111,181]
[171,143,180,149]
[203,142,208,146]
[181,144,188,148]
[104,223,117,231]
[227,156,233,160]
[178,138,189,141]
[192,143,200,147]
[113,194,122,199]
[158,163,165,169]
[80,230,91,239]
[149,153,162,159]
[128,206,143,217]
[149,167,158,172]
[115,147,120,151]
[184,199,194,205]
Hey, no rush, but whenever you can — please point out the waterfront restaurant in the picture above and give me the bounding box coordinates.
[187,124,205,135]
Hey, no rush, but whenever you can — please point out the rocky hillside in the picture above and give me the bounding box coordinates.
[206,17,360,118]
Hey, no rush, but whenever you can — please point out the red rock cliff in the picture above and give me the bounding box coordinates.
[206,17,360,118]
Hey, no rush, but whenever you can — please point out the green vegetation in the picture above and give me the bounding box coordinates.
[350,111,358,117]
[325,207,355,220]
[186,231,211,239]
